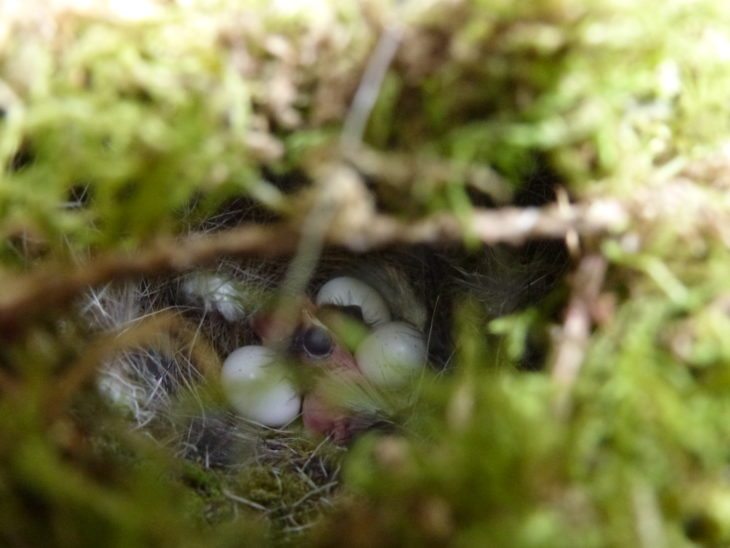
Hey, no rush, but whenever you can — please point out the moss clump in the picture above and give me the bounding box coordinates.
[1,0,730,546]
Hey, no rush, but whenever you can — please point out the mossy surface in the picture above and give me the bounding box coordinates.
[1,1,730,546]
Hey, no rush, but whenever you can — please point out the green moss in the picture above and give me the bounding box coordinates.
[1,0,730,546]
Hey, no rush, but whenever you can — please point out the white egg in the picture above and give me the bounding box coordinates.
[315,276,391,326]
[355,322,426,386]
[220,346,301,427]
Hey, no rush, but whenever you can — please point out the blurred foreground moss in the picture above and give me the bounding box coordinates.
[1,0,730,546]
[0,394,267,547]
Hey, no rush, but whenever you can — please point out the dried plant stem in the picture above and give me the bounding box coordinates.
[550,253,608,417]
[0,200,626,335]
[340,23,404,153]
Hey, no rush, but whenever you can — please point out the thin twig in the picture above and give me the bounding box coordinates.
[0,200,626,336]
[550,253,608,417]
[340,23,403,153]
[343,145,514,205]
[222,489,269,513]
[287,481,339,510]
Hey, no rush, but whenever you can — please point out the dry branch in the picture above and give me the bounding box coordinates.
[0,199,627,336]
[550,253,609,417]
